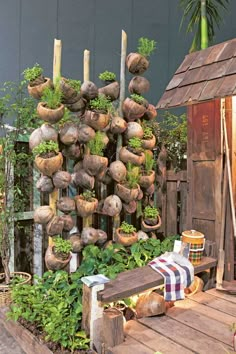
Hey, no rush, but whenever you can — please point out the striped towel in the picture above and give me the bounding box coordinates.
[149,252,194,301]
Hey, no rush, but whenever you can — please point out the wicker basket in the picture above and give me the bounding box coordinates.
[0,272,32,307]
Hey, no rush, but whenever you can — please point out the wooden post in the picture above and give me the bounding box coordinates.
[103,308,124,351]
[113,30,127,240]
[49,39,62,247]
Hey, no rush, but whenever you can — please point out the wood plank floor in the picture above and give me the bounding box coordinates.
[109,290,236,354]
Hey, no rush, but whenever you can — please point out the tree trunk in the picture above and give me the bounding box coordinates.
[201,0,208,49]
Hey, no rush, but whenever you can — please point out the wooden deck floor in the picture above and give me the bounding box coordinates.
[109,289,236,354]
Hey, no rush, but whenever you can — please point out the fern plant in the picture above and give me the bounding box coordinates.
[126,162,140,189]
[144,151,154,173]
[41,85,62,109]
[99,71,116,82]
[137,37,156,58]
[22,63,43,83]
[66,79,81,93]
[89,95,113,113]
[32,141,59,157]
[87,131,106,156]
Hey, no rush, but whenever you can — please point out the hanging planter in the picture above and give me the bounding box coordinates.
[122,95,147,121]
[59,122,79,145]
[62,142,81,160]
[66,96,87,115]
[102,195,122,217]
[83,95,112,131]
[119,137,145,166]
[60,214,74,232]
[139,170,155,189]
[110,116,127,134]
[37,83,65,124]
[29,124,58,151]
[141,126,156,150]
[34,205,54,224]
[23,63,53,100]
[98,72,119,101]
[52,170,71,189]
[74,190,98,217]
[57,196,75,214]
[115,163,140,203]
[81,227,99,245]
[77,124,96,144]
[69,234,83,253]
[46,216,64,236]
[60,77,81,104]
[83,131,108,176]
[33,141,63,176]
[109,160,127,183]
[97,167,112,184]
[80,80,98,100]
[143,104,157,121]
[115,221,138,246]
[45,237,72,271]
[125,121,144,140]
[122,200,137,214]
[128,76,150,95]
[71,170,95,190]
[126,37,156,75]
[141,206,162,232]
[36,175,54,193]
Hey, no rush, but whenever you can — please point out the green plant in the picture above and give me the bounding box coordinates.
[128,137,142,150]
[130,93,145,105]
[32,141,59,157]
[53,236,72,255]
[66,78,81,93]
[22,63,43,82]
[137,37,156,58]
[41,84,62,109]
[81,190,96,202]
[87,131,106,156]
[126,162,140,189]
[99,71,116,82]
[120,221,136,234]
[143,206,159,220]
[89,94,113,113]
[143,127,153,140]
[144,151,154,173]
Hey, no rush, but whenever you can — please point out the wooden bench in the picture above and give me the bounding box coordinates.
[82,256,217,353]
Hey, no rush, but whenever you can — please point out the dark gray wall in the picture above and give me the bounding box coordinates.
[0,0,235,107]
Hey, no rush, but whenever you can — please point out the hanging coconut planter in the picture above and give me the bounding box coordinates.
[37,101,65,124]
[46,215,65,236]
[110,116,127,134]
[122,200,137,214]
[126,37,156,75]
[62,142,81,160]
[52,170,71,189]
[98,81,120,101]
[36,175,54,193]
[96,229,108,246]
[66,96,87,115]
[45,237,72,271]
[34,206,54,225]
[71,170,95,190]
[122,97,147,122]
[143,104,157,121]
[97,167,112,185]
[23,63,53,100]
[109,160,127,183]
[57,196,76,214]
[139,170,155,189]
[83,154,108,177]
[80,81,98,100]
[59,77,81,104]
[102,195,122,217]
[115,183,140,204]
[128,76,150,95]
[125,122,144,140]
[81,227,99,245]
[29,124,58,151]
[74,190,98,217]
[141,206,162,232]
[59,122,79,145]
[119,146,145,166]
[33,141,63,177]
[69,234,83,253]
[83,110,110,131]
[77,124,96,144]
[60,214,74,232]
[115,221,138,246]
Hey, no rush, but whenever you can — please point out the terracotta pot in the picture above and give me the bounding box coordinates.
[62,143,81,160]
[115,228,138,246]
[77,124,96,143]
[46,216,65,235]
[52,170,71,189]
[34,152,63,177]
[83,154,108,176]
[74,195,98,217]
[66,97,86,115]
[57,196,76,214]
[139,170,155,189]
[115,183,140,203]
[71,170,95,190]
[81,81,98,100]
[83,110,110,131]
[110,116,127,134]
[98,81,120,101]
[69,234,83,253]
[37,102,65,124]
[122,98,147,121]
[125,122,144,140]
[143,104,157,121]
[45,245,71,271]
[60,214,74,231]
[28,77,53,100]
[119,146,145,166]
[81,227,98,245]
[141,215,162,232]
[142,134,156,150]
[36,175,54,193]
[126,53,149,75]
[109,161,127,183]
[102,195,122,217]
[128,76,150,95]
[60,77,80,104]
[122,200,137,214]
[34,206,54,224]
[29,124,58,151]
[59,122,79,145]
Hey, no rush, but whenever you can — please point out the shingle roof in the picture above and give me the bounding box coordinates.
[156,38,236,109]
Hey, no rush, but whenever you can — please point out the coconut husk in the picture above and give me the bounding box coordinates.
[37,102,65,124]
[74,195,98,218]
[96,230,108,246]
[102,195,122,217]
[46,216,64,236]
[145,183,155,196]
[139,170,155,189]
[52,170,71,189]
[34,206,54,224]
[69,234,83,253]
[126,53,149,75]
[122,200,137,214]
[66,97,87,115]
[62,143,81,160]
[60,214,74,231]
[135,292,166,318]
[28,77,53,100]
[29,123,59,150]
[125,122,144,140]
[71,170,95,190]
[77,124,96,143]
[36,175,54,193]
[115,228,138,246]
[83,110,110,131]
[109,161,127,183]
[60,77,81,104]
[137,230,149,240]
[81,81,98,100]
[122,98,147,121]
[97,168,112,185]
[128,76,150,95]
[119,146,145,166]
[110,116,128,134]
[115,183,139,203]
[59,122,79,145]
[143,104,157,121]
[83,154,108,176]
[141,135,156,150]
[73,160,83,172]
[98,81,120,101]
[45,245,71,271]
[57,196,76,214]
[81,227,98,245]
[34,152,63,177]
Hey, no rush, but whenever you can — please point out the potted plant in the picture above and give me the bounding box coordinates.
[29,123,58,151]
[32,140,63,176]
[126,37,156,75]
[60,77,81,104]
[139,150,156,189]
[119,137,145,166]
[142,126,156,150]
[115,221,138,246]
[123,93,148,121]
[23,63,52,99]
[83,94,112,131]
[98,70,120,101]
[83,131,108,176]
[37,83,65,124]
[115,163,140,203]
[45,236,72,271]
[141,205,161,232]
[74,190,98,218]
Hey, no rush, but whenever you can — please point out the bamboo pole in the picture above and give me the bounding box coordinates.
[112,30,127,240]
[49,39,62,246]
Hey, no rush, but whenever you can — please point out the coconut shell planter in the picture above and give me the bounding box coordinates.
[115,221,138,246]
[34,151,63,177]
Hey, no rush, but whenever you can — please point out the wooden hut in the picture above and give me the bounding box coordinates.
[156,38,236,281]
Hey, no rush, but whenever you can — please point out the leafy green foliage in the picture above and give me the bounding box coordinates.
[130,93,145,105]
[89,94,113,113]
[99,71,116,82]
[66,78,81,93]
[32,141,59,157]
[143,126,153,140]
[126,162,140,189]
[41,85,62,109]
[53,237,72,255]
[159,111,187,171]
[144,151,154,173]
[22,63,43,82]
[137,37,156,58]
[143,206,159,220]
[81,190,96,202]
[87,131,106,156]
[179,0,230,52]
[120,221,136,234]
[128,137,142,150]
